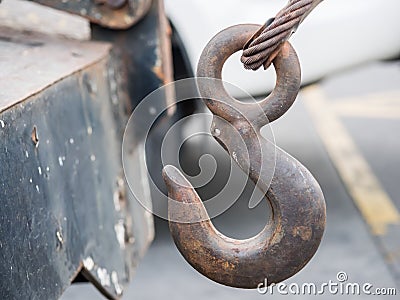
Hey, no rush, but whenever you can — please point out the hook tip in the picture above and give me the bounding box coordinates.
[162,165,193,193]
[163,165,206,221]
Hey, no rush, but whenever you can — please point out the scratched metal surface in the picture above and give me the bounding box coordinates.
[0,29,154,299]
[0,0,90,41]
[0,0,188,297]
[30,0,152,29]
[0,28,110,113]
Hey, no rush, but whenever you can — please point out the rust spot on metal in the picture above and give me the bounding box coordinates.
[152,65,166,83]
[31,126,39,147]
[293,226,312,241]
[280,42,291,58]
[113,176,127,212]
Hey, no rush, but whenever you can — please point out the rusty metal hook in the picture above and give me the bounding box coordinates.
[162,24,326,288]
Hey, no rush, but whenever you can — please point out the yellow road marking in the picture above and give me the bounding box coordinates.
[331,92,400,119]
[302,85,400,236]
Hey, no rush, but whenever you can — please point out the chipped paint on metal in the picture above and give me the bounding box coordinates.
[83,257,95,271]
[114,220,126,250]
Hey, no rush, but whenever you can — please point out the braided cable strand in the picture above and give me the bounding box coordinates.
[241,0,323,70]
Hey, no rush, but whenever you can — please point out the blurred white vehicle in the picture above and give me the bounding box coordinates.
[166,0,400,95]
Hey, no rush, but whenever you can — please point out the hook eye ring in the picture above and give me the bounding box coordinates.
[197,24,301,128]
